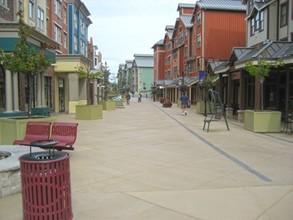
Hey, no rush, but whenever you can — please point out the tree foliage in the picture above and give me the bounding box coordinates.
[75,65,102,79]
[0,13,52,75]
[244,58,283,110]
[201,73,214,89]
[0,11,53,116]
[244,59,282,84]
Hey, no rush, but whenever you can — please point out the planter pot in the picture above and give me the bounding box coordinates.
[101,101,116,110]
[75,105,103,120]
[244,110,281,133]
[196,101,213,114]
[115,101,123,107]
[0,117,56,145]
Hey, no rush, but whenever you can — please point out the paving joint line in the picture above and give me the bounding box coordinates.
[153,103,272,183]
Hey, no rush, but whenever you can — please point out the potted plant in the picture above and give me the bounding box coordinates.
[196,73,215,114]
[244,58,283,132]
[100,64,116,110]
[75,65,104,119]
[162,98,172,108]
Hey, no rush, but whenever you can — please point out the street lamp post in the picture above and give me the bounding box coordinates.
[198,56,214,116]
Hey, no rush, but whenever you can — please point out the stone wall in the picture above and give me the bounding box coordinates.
[0,169,21,197]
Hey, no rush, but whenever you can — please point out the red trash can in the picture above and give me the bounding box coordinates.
[19,151,72,220]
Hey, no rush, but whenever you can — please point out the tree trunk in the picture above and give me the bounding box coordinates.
[27,73,33,118]
[260,81,264,111]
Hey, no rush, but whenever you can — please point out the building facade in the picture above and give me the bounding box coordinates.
[214,0,293,121]
[152,1,246,104]
[0,0,59,115]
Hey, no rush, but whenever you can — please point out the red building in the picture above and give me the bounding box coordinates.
[153,1,246,104]
[192,0,246,75]
[46,0,68,54]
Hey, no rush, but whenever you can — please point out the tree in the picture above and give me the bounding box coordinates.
[0,12,52,117]
[75,65,102,104]
[244,58,282,111]
[102,64,111,101]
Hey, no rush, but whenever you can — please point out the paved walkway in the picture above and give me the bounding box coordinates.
[1,98,293,220]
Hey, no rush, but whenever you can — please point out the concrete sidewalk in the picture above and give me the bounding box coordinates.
[1,98,293,220]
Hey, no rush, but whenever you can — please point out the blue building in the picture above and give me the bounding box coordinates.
[68,0,92,56]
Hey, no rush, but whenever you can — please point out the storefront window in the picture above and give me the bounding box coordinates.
[0,66,5,112]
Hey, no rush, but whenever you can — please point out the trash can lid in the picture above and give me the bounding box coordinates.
[19,151,69,162]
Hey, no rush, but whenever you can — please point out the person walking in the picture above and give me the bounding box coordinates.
[138,93,142,102]
[126,93,131,105]
[180,92,189,115]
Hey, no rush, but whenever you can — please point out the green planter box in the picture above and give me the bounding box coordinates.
[115,101,123,107]
[101,101,116,110]
[244,110,281,133]
[196,101,213,114]
[0,117,56,145]
[31,107,51,116]
[75,105,103,120]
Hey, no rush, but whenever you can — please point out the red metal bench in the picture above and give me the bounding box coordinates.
[50,122,78,151]
[13,122,52,145]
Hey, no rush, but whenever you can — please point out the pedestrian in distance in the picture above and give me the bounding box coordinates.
[126,93,131,105]
[180,92,189,115]
[138,93,142,102]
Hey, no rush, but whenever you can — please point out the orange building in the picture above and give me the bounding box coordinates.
[153,1,246,104]
[192,1,246,75]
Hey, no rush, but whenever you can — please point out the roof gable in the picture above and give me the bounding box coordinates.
[133,54,154,68]
[196,0,246,12]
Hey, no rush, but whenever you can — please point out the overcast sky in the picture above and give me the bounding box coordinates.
[85,0,196,78]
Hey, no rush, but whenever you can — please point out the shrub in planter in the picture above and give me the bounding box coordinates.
[159,97,165,103]
[162,99,172,108]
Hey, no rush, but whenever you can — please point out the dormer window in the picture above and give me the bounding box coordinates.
[197,12,201,26]
[280,2,288,27]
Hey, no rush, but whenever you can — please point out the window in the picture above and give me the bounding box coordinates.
[29,0,34,19]
[167,70,171,79]
[54,0,61,17]
[54,24,61,43]
[37,8,44,31]
[184,46,188,57]
[18,0,23,11]
[173,66,178,77]
[255,12,260,30]
[80,20,85,35]
[166,43,171,51]
[44,77,52,108]
[280,3,288,27]
[259,11,264,31]
[168,56,171,64]
[80,40,85,55]
[63,7,67,24]
[197,58,201,70]
[248,0,253,13]
[188,62,194,73]
[197,12,201,26]
[250,17,255,35]
[179,31,183,44]
[74,11,78,29]
[0,0,7,7]
[74,35,78,51]
[185,30,188,41]
[63,32,67,48]
[196,34,201,48]
[173,49,178,59]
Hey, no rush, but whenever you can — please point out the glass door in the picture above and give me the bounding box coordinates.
[58,79,65,112]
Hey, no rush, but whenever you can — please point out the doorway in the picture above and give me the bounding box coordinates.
[58,79,65,112]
